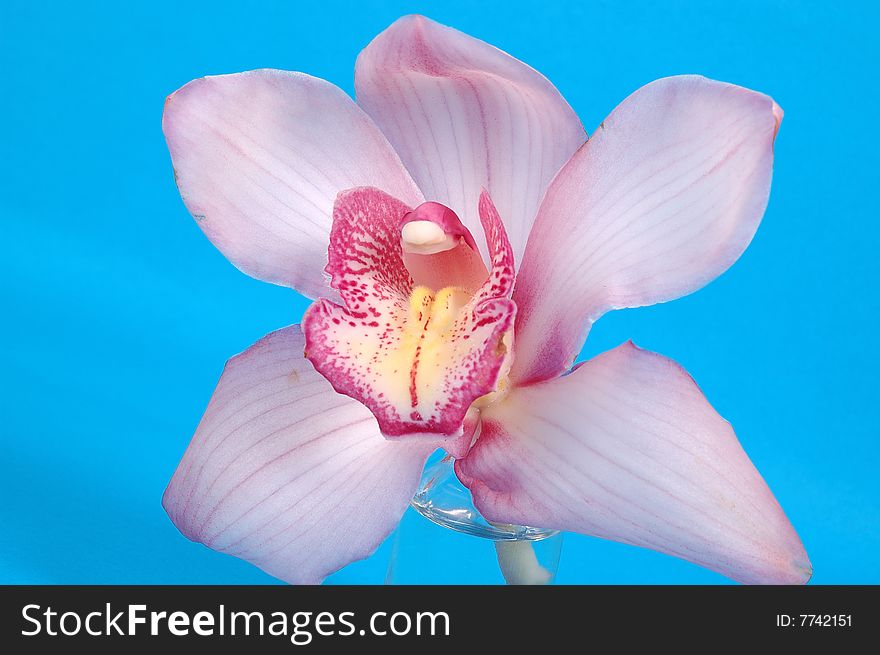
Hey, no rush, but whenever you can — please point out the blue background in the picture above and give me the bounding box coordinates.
[1,0,877,584]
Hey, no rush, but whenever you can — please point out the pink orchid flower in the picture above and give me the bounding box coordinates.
[162,15,810,585]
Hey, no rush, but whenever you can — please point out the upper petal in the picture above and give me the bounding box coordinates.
[511,76,782,384]
[457,342,810,585]
[163,325,436,584]
[355,15,586,267]
[302,187,515,440]
[163,69,423,300]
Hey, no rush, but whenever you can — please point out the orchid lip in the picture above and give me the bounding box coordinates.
[301,187,517,441]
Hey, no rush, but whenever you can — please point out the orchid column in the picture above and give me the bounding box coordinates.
[161,15,810,585]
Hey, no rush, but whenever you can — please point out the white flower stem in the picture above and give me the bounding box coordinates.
[494,540,554,585]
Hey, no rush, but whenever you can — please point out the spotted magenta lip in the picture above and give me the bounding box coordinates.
[302,188,515,441]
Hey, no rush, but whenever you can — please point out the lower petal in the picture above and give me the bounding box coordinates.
[163,325,437,584]
[456,342,811,585]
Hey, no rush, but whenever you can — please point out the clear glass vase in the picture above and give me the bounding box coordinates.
[386,451,563,584]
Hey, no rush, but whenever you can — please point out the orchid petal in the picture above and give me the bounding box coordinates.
[457,342,810,585]
[163,69,423,299]
[355,15,586,266]
[511,76,782,383]
[163,325,436,585]
[302,187,515,439]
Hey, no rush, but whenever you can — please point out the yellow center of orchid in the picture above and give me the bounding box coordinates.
[406,285,467,331]
[395,285,470,411]
[363,283,512,421]
[399,285,512,412]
